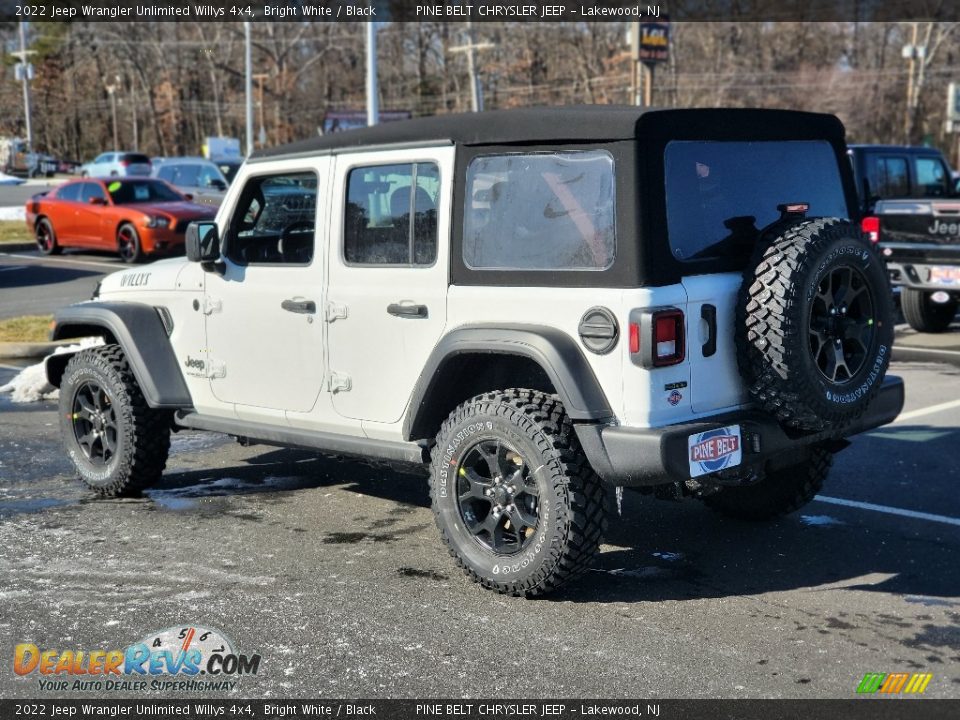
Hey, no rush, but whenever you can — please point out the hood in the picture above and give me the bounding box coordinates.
[123,201,217,218]
[99,257,189,295]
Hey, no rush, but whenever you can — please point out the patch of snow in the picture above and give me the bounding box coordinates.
[0,173,25,185]
[0,338,103,403]
[652,551,685,562]
[800,514,845,527]
[0,205,25,220]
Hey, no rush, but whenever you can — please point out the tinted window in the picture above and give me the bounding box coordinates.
[344,163,439,266]
[107,179,183,204]
[156,165,176,182]
[122,154,151,166]
[174,164,201,187]
[867,156,909,198]
[914,157,949,198]
[94,154,112,163]
[665,141,848,262]
[79,182,107,203]
[197,164,226,188]
[464,151,615,271]
[228,172,317,265]
[57,183,82,202]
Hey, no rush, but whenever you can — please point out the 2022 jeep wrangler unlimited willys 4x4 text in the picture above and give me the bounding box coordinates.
[47,107,904,597]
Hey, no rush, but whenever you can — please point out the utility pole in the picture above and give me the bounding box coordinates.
[903,22,920,144]
[104,77,120,150]
[449,22,494,112]
[253,73,269,147]
[244,21,254,156]
[630,20,641,106]
[366,22,379,126]
[14,21,35,154]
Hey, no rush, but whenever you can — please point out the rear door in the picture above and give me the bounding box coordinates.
[326,147,453,425]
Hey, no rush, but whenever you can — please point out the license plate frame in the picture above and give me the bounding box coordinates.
[688,424,743,478]
[928,266,960,286]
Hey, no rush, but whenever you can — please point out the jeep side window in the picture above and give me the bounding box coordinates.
[226,171,317,265]
[344,163,440,266]
[914,157,950,198]
[867,156,910,198]
[463,151,616,271]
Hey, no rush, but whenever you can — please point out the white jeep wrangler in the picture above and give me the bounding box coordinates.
[48,107,904,596]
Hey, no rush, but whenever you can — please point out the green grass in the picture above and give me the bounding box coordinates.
[0,315,54,343]
[0,220,31,245]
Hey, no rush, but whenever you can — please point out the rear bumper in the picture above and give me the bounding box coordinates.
[886,259,960,290]
[576,376,904,487]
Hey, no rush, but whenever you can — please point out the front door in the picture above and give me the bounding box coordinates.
[202,162,328,415]
[326,147,454,425]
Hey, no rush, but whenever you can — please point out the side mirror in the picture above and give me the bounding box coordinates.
[184,193,194,201]
[89,197,106,205]
[185,221,220,263]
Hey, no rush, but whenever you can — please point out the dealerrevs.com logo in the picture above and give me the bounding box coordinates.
[14,625,261,693]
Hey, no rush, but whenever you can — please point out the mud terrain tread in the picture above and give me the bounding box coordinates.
[704,446,832,521]
[430,389,606,597]
[62,345,171,497]
[737,218,886,430]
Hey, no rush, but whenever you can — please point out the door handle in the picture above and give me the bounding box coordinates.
[387,303,428,319]
[281,299,316,314]
[701,304,717,358]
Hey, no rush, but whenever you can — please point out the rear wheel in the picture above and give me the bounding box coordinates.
[59,345,171,497]
[35,218,61,255]
[901,288,956,333]
[703,446,832,521]
[117,223,144,263]
[430,389,606,596]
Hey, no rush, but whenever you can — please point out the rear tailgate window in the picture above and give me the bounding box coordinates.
[123,154,151,166]
[665,140,847,263]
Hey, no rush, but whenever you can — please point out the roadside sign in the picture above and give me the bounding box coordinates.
[638,21,670,64]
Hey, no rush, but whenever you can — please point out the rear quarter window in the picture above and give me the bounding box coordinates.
[463,150,616,271]
[665,140,848,263]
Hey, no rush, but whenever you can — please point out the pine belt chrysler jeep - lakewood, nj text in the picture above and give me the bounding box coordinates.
[46,107,904,596]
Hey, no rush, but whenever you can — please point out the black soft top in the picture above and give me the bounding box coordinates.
[251,106,846,161]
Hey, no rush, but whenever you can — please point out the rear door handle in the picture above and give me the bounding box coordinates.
[387,303,428,319]
[281,298,316,314]
[701,304,717,357]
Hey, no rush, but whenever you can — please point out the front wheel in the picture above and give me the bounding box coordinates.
[703,446,832,521]
[60,345,171,497]
[901,288,956,333]
[430,389,606,597]
[117,223,144,263]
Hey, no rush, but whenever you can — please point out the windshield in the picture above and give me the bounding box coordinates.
[107,179,184,204]
[665,140,848,262]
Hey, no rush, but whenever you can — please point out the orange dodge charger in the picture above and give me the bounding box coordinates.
[26,177,217,263]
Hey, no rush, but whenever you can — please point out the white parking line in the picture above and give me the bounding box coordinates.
[893,346,960,357]
[0,253,119,270]
[893,398,960,423]
[814,495,960,528]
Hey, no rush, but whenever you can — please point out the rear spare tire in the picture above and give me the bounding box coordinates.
[737,218,893,431]
[901,288,956,333]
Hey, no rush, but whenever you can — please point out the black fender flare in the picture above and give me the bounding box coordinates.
[403,324,614,441]
[46,302,192,409]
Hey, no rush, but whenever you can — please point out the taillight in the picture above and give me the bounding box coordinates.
[861,216,880,244]
[652,309,685,366]
[120,159,130,167]
[629,309,685,367]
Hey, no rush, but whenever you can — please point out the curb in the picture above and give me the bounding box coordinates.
[0,339,78,360]
[0,242,37,253]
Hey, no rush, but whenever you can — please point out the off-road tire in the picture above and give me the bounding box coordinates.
[901,288,956,333]
[35,217,61,255]
[703,446,832,521]
[430,389,606,597]
[738,218,894,431]
[117,223,144,264]
[60,345,171,497]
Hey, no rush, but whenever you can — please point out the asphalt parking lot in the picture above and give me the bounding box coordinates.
[2,247,960,700]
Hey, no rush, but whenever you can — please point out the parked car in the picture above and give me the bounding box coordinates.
[214,158,243,185]
[152,157,229,206]
[26,177,216,263]
[46,107,903,597]
[849,144,960,332]
[79,152,152,178]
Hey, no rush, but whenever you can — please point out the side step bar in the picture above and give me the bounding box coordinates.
[175,411,430,466]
